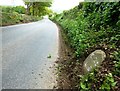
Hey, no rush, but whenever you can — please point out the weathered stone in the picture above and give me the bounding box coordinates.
[83,50,106,73]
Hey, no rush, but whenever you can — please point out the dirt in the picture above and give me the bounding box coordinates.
[55,24,120,90]
[55,24,84,89]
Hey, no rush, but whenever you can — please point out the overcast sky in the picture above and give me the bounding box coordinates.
[50,0,84,13]
[0,0,84,13]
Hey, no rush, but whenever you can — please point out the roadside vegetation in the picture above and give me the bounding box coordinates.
[52,2,120,90]
[0,1,53,26]
[0,6,40,26]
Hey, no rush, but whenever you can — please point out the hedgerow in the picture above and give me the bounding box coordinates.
[52,2,120,90]
[0,6,41,26]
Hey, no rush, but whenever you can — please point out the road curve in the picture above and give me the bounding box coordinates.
[2,19,59,89]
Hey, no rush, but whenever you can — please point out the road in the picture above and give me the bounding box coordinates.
[2,19,59,89]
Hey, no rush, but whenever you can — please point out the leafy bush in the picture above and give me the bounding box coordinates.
[1,6,41,26]
[52,2,120,90]
[80,72,117,90]
[13,6,26,14]
[1,6,25,14]
[53,2,120,57]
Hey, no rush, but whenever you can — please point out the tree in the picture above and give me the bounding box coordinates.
[23,0,53,16]
[24,2,33,15]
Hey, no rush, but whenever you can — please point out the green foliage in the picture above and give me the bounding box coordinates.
[1,6,26,14]
[13,6,26,14]
[52,2,120,90]
[24,1,53,16]
[113,51,120,76]
[79,71,117,90]
[80,72,95,90]
[1,6,41,26]
[100,73,117,90]
[53,2,120,58]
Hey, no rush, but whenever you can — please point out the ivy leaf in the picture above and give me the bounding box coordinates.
[108,77,114,82]
[80,82,86,89]
[111,82,117,87]
[105,84,110,89]
[100,84,105,89]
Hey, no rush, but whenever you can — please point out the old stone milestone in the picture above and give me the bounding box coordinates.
[83,50,106,73]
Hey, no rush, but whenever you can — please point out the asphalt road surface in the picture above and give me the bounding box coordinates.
[2,19,59,89]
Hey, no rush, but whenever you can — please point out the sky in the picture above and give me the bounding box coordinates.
[50,0,84,13]
[0,0,25,6]
[0,0,84,13]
